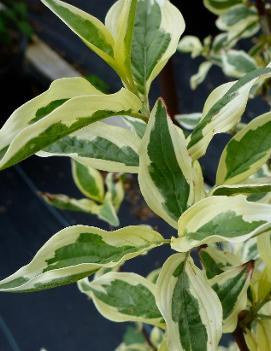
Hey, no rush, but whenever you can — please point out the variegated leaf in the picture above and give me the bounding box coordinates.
[78,272,162,325]
[38,120,141,173]
[245,320,271,351]
[41,0,117,70]
[157,339,168,351]
[72,160,104,202]
[178,35,203,58]
[193,160,206,203]
[105,0,137,87]
[131,0,185,97]
[190,62,213,90]
[209,262,253,332]
[138,99,195,228]
[212,33,232,52]
[41,191,119,227]
[221,50,258,78]
[231,237,259,263]
[115,325,148,351]
[105,173,124,211]
[216,4,259,41]
[120,116,146,138]
[0,77,100,156]
[0,78,141,171]
[250,268,271,304]
[200,246,241,279]
[175,113,202,131]
[212,178,271,196]
[216,111,271,185]
[203,0,243,15]
[150,327,164,348]
[188,67,271,160]
[256,320,271,351]
[257,231,271,280]
[0,225,163,292]
[98,192,120,227]
[244,329,257,351]
[40,192,100,214]
[116,344,151,351]
[147,268,161,284]
[171,195,271,252]
[156,253,222,351]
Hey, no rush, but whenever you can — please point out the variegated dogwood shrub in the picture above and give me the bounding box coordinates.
[1,0,271,350]
[178,0,271,103]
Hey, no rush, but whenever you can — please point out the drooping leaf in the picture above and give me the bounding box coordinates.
[40,192,100,214]
[105,173,124,211]
[0,78,141,171]
[190,62,213,90]
[245,320,271,351]
[38,120,141,174]
[150,327,164,348]
[250,268,271,305]
[98,192,120,227]
[41,191,120,227]
[216,111,271,185]
[0,77,100,150]
[212,33,232,52]
[221,50,258,78]
[120,116,146,138]
[138,99,195,228]
[216,4,259,41]
[212,178,271,197]
[175,113,202,131]
[200,246,241,279]
[78,272,162,325]
[72,160,104,202]
[204,0,243,15]
[188,67,271,160]
[210,262,253,332]
[172,195,271,252]
[156,253,222,351]
[257,231,271,280]
[256,320,271,351]
[0,225,163,292]
[178,35,203,58]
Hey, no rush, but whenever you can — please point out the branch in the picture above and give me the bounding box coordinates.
[159,58,179,119]
[233,327,249,351]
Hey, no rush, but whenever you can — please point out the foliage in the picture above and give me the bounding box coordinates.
[40,160,124,227]
[178,0,271,104]
[1,1,271,350]
[39,76,125,227]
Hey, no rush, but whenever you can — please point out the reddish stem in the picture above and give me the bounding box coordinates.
[233,328,249,351]
[159,58,179,119]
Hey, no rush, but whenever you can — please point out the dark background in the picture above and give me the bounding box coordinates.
[0,1,266,350]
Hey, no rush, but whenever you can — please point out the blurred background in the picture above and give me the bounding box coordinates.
[0,1,267,350]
